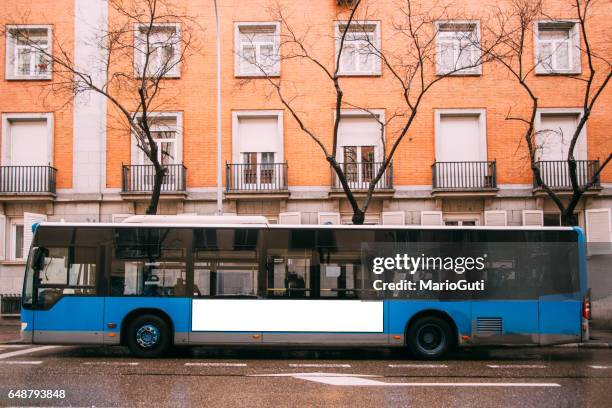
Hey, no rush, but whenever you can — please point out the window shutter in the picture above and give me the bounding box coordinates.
[318,212,341,225]
[279,212,301,225]
[484,211,507,226]
[382,211,405,225]
[111,214,131,223]
[421,211,443,226]
[585,209,612,243]
[522,210,543,226]
[0,215,6,260]
[23,212,47,256]
[571,23,581,73]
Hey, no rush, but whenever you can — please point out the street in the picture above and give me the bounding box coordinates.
[0,344,610,407]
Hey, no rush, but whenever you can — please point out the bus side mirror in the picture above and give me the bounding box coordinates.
[31,247,48,271]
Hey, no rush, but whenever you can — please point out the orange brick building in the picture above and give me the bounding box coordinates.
[0,0,610,298]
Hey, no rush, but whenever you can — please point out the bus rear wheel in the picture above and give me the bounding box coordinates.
[126,315,171,358]
[407,316,453,359]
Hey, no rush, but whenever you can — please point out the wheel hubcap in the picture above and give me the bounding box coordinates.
[136,324,160,349]
[416,324,445,354]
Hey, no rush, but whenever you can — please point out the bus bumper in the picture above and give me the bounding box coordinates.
[20,322,33,343]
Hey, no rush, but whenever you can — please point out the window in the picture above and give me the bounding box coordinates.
[335,21,381,75]
[535,21,580,74]
[443,215,480,226]
[111,228,189,297]
[235,23,280,76]
[243,152,275,185]
[267,250,312,298]
[11,221,24,260]
[336,112,385,189]
[232,112,284,190]
[35,246,98,308]
[193,229,260,297]
[5,26,52,80]
[435,21,480,75]
[134,24,180,78]
[343,145,374,184]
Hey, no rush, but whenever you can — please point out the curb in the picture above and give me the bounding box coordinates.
[554,342,611,348]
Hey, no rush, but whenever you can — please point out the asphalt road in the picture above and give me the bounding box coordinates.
[0,345,610,407]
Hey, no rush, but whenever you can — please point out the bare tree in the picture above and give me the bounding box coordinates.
[483,0,611,226]
[240,0,499,224]
[3,0,200,214]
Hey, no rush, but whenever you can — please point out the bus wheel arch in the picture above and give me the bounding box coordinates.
[121,308,174,354]
[404,310,458,359]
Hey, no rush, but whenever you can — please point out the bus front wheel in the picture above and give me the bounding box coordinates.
[126,314,171,358]
[407,316,453,359]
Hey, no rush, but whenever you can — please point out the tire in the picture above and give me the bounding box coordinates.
[407,316,453,359]
[126,314,171,358]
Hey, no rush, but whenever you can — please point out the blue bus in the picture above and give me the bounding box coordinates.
[20,216,590,359]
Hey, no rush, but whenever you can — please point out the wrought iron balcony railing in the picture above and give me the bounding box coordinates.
[534,160,600,190]
[0,165,57,194]
[121,164,187,193]
[432,161,497,190]
[226,162,288,192]
[332,162,393,191]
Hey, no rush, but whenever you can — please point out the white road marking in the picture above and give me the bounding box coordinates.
[0,344,28,348]
[289,363,351,368]
[82,362,139,366]
[487,364,547,369]
[185,362,247,367]
[589,365,611,369]
[0,345,59,360]
[0,360,43,365]
[251,372,560,387]
[388,364,448,368]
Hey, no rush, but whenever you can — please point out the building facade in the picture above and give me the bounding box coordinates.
[0,0,611,307]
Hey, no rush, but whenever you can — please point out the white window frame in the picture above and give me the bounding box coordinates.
[434,109,487,161]
[534,20,581,75]
[335,20,381,76]
[5,25,52,80]
[435,20,481,76]
[8,218,25,261]
[231,110,284,164]
[534,108,587,161]
[130,112,183,165]
[234,22,281,77]
[134,23,181,78]
[443,214,481,226]
[1,113,54,166]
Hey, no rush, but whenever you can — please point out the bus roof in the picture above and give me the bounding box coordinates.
[36,219,577,231]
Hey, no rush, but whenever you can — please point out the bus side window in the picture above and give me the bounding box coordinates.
[35,247,97,308]
[111,228,188,297]
[266,250,311,298]
[193,228,260,298]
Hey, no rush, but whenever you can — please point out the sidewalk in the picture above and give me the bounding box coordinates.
[0,320,20,343]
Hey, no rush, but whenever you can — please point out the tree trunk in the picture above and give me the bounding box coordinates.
[146,164,166,215]
[561,209,579,227]
[352,209,365,225]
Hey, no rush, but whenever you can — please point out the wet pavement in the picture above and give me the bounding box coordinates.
[0,344,610,407]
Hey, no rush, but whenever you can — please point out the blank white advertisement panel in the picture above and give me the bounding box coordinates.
[191,299,384,333]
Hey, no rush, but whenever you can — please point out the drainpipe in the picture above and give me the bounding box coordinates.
[214,0,223,215]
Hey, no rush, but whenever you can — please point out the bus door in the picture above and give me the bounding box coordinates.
[29,246,104,344]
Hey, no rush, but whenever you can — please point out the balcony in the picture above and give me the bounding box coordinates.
[226,162,289,197]
[331,162,393,196]
[432,161,497,195]
[121,164,187,198]
[534,160,601,192]
[0,165,57,199]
